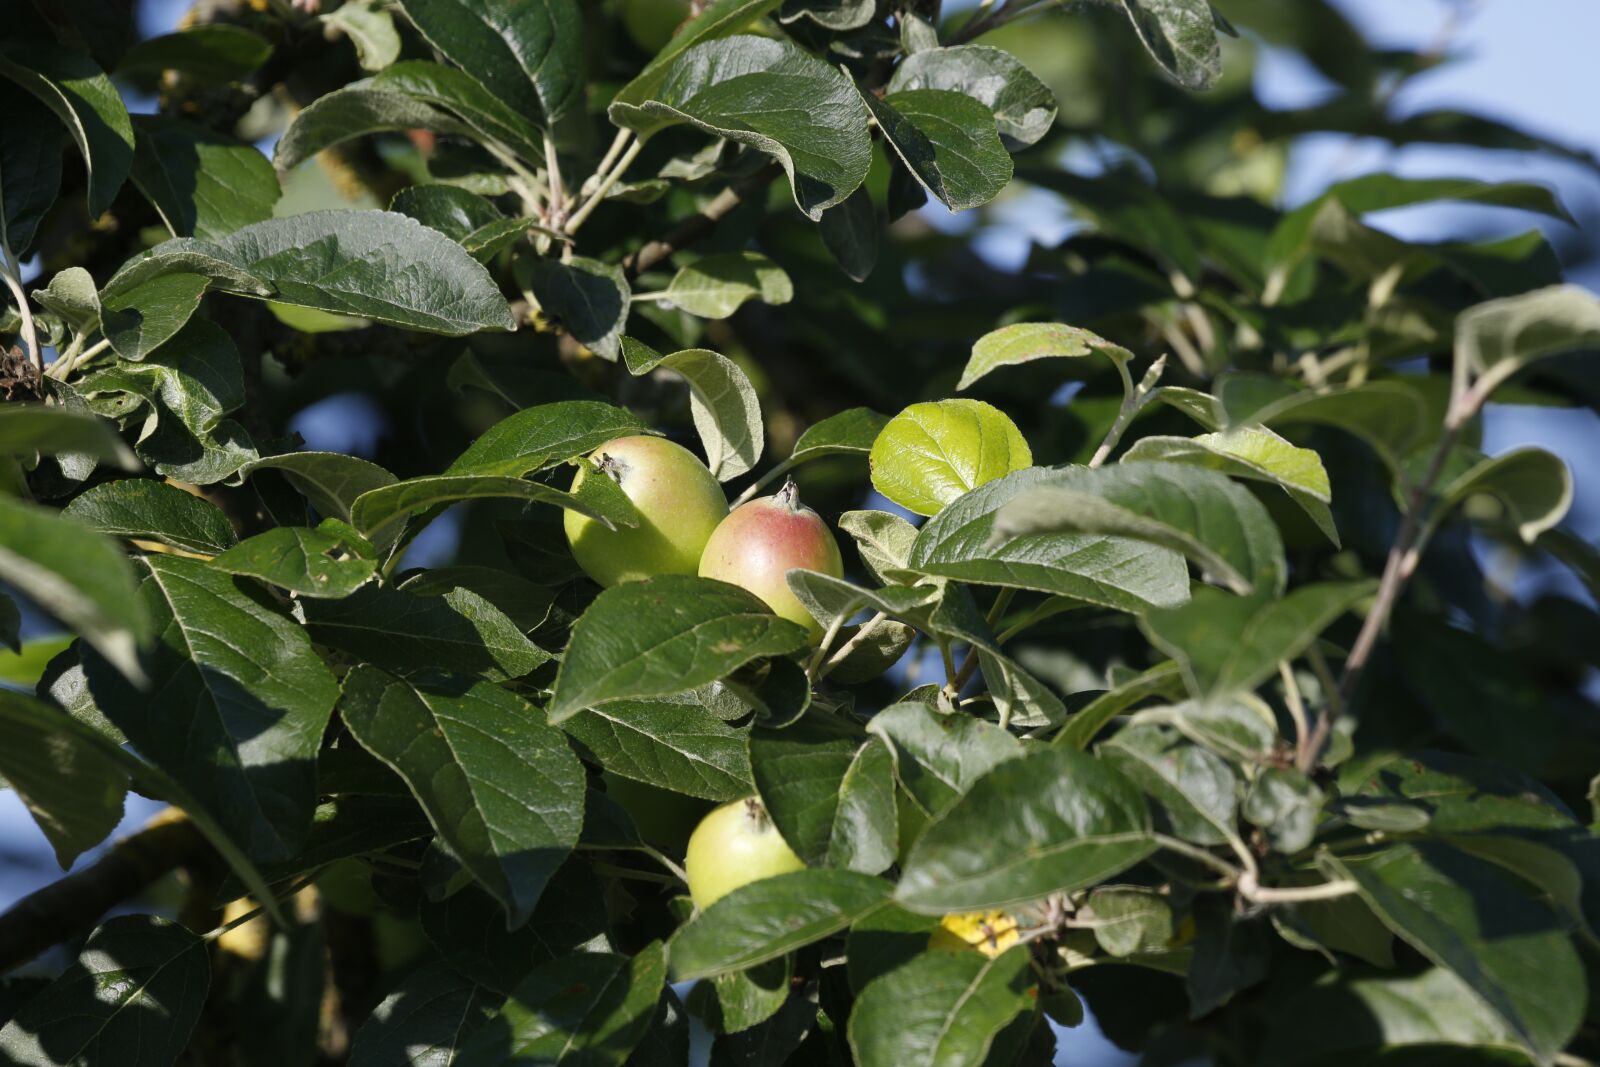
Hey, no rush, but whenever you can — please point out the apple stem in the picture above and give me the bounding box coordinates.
[744,796,772,830]
[776,477,801,511]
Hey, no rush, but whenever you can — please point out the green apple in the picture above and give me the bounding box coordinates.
[564,435,728,587]
[683,797,805,909]
[697,478,844,642]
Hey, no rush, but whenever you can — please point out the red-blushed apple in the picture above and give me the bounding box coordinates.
[697,479,843,642]
[683,796,805,910]
[564,435,728,587]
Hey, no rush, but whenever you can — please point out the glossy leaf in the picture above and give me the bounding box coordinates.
[869,399,1032,517]
[0,494,149,683]
[549,575,811,723]
[858,88,1012,213]
[82,554,337,861]
[818,185,879,281]
[241,452,397,524]
[866,701,1023,817]
[560,698,753,802]
[62,478,235,556]
[397,0,584,126]
[1101,723,1238,846]
[0,404,137,469]
[620,340,763,480]
[210,522,377,598]
[1322,843,1584,1064]
[897,747,1154,913]
[847,947,1034,1067]
[609,36,872,220]
[448,400,647,478]
[0,80,65,257]
[750,720,896,872]
[115,24,271,84]
[0,916,207,1065]
[889,45,1057,149]
[340,667,585,928]
[1115,0,1221,90]
[1053,661,1187,750]
[349,473,627,549]
[668,870,891,979]
[614,0,785,107]
[1141,582,1374,698]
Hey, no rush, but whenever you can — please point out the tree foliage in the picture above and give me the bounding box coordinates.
[2,0,1599,1064]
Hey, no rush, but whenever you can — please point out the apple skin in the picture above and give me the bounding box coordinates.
[684,797,805,910]
[697,480,844,642]
[564,435,728,587]
[621,0,690,53]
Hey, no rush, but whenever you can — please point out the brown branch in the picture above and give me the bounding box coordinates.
[622,166,779,278]
[0,810,210,973]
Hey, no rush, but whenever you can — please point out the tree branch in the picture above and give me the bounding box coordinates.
[0,810,210,973]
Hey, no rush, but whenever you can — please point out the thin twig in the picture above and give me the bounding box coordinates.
[806,611,853,681]
[0,251,40,374]
[623,167,778,277]
[817,610,888,681]
[544,132,566,226]
[566,140,645,235]
[1152,833,1241,884]
[1279,661,1309,757]
[948,588,1015,693]
[584,128,634,197]
[1237,871,1359,904]
[1090,355,1167,467]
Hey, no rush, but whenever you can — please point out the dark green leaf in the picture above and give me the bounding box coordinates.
[62,478,236,556]
[241,451,397,525]
[349,962,501,1067]
[749,720,896,873]
[609,36,872,220]
[524,256,630,360]
[1187,898,1269,1016]
[396,0,584,126]
[0,494,149,682]
[0,80,65,257]
[0,689,127,868]
[888,45,1056,149]
[549,575,811,723]
[614,0,785,108]
[82,554,338,861]
[1101,723,1238,846]
[1115,0,1222,90]
[847,947,1034,1067]
[211,522,377,598]
[620,340,762,480]
[349,472,627,549]
[1053,661,1186,751]
[857,88,1012,213]
[340,667,585,928]
[0,916,207,1065]
[897,747,1153,913]
[561,698,753,802]
[0,39,133,216]
[686,957,791,1034]
[448,400,647,478]
[1242,767,1324,853]
[391,182,504,241]
[461,944,666,1066]
[818,186,878,282]
[304,584,549,679]
[129,116,279,241]
[668,870,891,980]
[1085,886,1177,957]
[1322,842,1584,1064]
[866,701,1023,818]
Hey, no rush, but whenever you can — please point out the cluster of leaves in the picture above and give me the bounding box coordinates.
[3,0,1600,1065]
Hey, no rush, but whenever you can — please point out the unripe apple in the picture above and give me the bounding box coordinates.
[621,0,690,53]
[697,479,844,642]
[564,435,728,587]
[683,797,805,910]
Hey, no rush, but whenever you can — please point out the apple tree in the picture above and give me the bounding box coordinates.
[2,0,1600,1064]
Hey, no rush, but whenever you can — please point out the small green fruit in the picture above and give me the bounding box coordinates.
[684,797,805,910]
[621,0,690,52]
[564,435,728,587]
[697,479,844,642]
